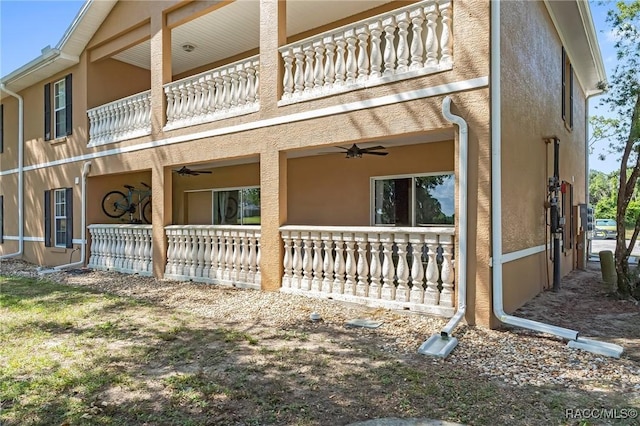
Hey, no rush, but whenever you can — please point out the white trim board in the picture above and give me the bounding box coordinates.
[0,76,489,176]
[2,236,83,245]
[502,244,548,264]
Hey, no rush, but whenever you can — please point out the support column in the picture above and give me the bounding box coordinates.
[151,165,173,278]
[259,0,286,114]
[259,148,287,290]
[150,10,172,136]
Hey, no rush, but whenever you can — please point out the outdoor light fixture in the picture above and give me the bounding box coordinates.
[181,43,196,53]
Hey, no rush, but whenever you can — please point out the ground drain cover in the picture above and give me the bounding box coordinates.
[345,319,384,329]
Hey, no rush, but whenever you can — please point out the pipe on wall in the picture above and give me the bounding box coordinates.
[440,96,467,338]
[0,83,24,260]
[53,161,92,270]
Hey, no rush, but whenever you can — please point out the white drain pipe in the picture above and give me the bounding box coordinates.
[440,96,467,338]
[51,161,92,271]
[0,84,24,259]
[490,0,622,357]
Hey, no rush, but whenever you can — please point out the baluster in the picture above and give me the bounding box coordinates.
[87,110,96,143]
[355,233,369,298]
[303,44,314,92]
[282,48,294,98]
[131,99,142,133]
[424,236,440,305]
[291,232,303,289]
[282,232,293,288]
[380,234,396,300]
[321,232,333,293]
[439,235,455,307]
[123,228,132,272]
[178,83,189,122]
[224,230,233,281]
[382,17,397,76]
[229,231,238,281]
[332,234,345,294]
[355,26,370,81]
[409,8,426,69]
[247,233,257,284]
[409,233,426,304]
[197,76,208,118]
[116,229,125,270]
[253,60,260,101]
[216,229,226,280]
[203,229,212,279]
[395,234,410,303]
[323,36,336,87]
[312,40,325,89]
[143,227,152,274]
[343,233,357,295]
[176,230,186,276]
[439,0,452,65]
[246,63,257,104]
[367,233,382,299]
[300,232,313,291]
[187,83,197,122]
[334,35,346,85]
[142,94,152,133]
[133,228,142,273]
[222,72,232,110]
[229,70,239,109]
[202,75,214,116]
[344,29,358,84]
[236,65,247,107]
[255,237,261,285]
[293,46,305,94]
[209,229,219,280]
[104,104,115,142]
[424,1,439,66]
[165,229,174,275]
[186,230,197,278]
[310,232,322,292]
[213,72,223,112]
[369,21,383,78]
[196,229,205,278]
[396,12,410,73]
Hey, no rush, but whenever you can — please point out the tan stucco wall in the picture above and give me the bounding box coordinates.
[87,58,150,109]
[500,0,588,312]
[288,141,454,226]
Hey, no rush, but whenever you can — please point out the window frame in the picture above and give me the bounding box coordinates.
[53,78,66,139]
[53,188,67,247]
[184,186,261,225]
[0,103,4,153]
[44,188,73,248]
[370,172,455,227]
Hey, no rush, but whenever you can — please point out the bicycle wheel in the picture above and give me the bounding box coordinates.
[102,191,129,218]
[142,200,152,224]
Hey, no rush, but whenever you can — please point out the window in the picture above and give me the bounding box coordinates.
[44,74,72,141]
[213,187,260,225]
[372,174,455,226]
[561,47,573,130]
[44,188,73,248]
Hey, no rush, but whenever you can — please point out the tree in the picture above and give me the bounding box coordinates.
[598,1,640,298]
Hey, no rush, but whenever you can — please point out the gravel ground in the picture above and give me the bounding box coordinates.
[1,258,639,400]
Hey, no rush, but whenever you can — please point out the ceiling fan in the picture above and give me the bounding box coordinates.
[336,144,388,158]
[174,166,213,176]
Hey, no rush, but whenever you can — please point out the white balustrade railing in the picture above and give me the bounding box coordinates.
[88,224,153,276]
[164,225,261,289]
[280,225,455,317]
[87,90,151,147]
[164,56,260,130]
[279,0,452,104]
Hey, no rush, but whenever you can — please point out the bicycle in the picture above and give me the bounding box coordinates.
[101,182,152,224]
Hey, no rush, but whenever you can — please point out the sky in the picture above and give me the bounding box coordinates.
[0,0,623,173]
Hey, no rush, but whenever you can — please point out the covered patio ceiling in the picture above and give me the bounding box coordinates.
[113,0,393,76]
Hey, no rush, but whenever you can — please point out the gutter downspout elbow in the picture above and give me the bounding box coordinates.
[52,161,91,271]
[0,83,24,260]
[440,96,468,338]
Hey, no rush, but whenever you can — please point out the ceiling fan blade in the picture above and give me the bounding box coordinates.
[336,146,351,151]
[195,171,213,175]
[360,145,386,151]
[363,151,388,156]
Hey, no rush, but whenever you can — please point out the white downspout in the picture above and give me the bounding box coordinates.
[417,96,467,357]
[440,96,467,337]
[0,84,24,259]
[490,0,622,357]
[48,161,92,271]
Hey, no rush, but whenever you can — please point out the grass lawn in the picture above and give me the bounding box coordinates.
[1,273,638,426]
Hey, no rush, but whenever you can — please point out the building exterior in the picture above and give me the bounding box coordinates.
[0,0,605,328]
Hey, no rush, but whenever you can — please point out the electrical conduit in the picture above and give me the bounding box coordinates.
[0,84,24,259]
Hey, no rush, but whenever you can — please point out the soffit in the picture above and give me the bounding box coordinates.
[544,0,606,96]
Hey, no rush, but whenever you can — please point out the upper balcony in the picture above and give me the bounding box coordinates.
[86,0,453,147]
